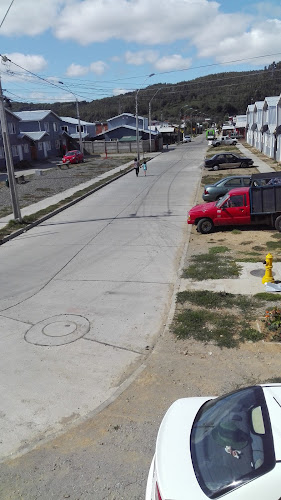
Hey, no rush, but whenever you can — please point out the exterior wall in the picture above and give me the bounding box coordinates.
[60,119,96,138]
[0,111,32,170]
[18,113,63,158]
[108,114,147,131]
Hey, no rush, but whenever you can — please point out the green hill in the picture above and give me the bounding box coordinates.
[9,61,281,124]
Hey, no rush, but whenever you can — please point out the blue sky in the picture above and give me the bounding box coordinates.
[0,0,281,104]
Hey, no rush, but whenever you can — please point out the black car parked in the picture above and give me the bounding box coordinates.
[204,152,254,171]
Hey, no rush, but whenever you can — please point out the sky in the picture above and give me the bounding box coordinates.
[0,0,281,105]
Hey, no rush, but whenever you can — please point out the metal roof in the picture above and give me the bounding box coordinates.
[18,131,49,141]
[264,96,281,107]
[14,110,59,121]
[70,132,89,139]
[60,116,95,126]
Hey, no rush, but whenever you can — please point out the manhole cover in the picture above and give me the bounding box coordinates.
[25,314,90,346]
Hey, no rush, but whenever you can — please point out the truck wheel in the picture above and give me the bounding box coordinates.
[275,215,281,232]
[197,218,214,234]
[213,165,219,171]
[240,162,248,168]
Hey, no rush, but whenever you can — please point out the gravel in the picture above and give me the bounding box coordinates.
[0,156,133,216]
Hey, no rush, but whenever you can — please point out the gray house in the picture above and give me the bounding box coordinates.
[14,110,65,159]
[0,109,32,170]
[93,112,158,141]
[60,116,96,141]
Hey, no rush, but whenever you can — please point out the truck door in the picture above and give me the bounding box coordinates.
[215,194,250,226]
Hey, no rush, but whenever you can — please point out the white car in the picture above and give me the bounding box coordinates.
[212,137,237,147]
[146,384,281,500]
[183,135,191,143]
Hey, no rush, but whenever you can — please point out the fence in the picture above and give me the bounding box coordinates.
[83,138,162,155]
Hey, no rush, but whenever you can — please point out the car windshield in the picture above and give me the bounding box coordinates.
[191,386,275,498]
[66,151,76,155]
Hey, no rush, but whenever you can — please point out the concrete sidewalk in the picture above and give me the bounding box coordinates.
[236,142,274,173]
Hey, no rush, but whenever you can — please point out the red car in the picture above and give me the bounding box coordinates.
[62,150,84,164]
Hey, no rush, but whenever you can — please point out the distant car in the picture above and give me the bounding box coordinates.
[212,136,237,147]
[146,384,281,500]
[183,135,191,143]
[202,175,251,202]
[204,153,254,171]
[62,150,84,164]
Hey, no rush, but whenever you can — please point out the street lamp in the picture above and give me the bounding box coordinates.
[148,86,162,152]
[59,81,83,154]
[136,73,155,162]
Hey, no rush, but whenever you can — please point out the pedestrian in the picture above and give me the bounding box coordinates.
[142,160,147,176]
[134,157,139,177]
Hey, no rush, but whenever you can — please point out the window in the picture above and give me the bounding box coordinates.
[38,142,43,150]
[243,178,251,187]
[53,122,58,132]
[0,146,4,158]
[61,125,68,132]
[8,122,16,134]
[12,145,18,156]
[46,141,51,150]
[226,195,245,208]
[55,140,60,149]
[191,386,275,498]
[44,122,49,132]
[76,125,84,133]
[24,144,29,153]
[225,179,241,187]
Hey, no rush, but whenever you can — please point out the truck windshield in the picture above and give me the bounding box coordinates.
[216,194,228,207]
[190,386,275,498]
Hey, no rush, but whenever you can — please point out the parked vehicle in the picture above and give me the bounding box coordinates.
[202,175,251,202]
[146,384,280,500]
[204,153,254,171]
[212,136,238,147]
[62,150,84,164]
[183,135,191,143]
[188,172,281,234]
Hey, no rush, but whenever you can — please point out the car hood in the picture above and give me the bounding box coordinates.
[155,397,212,500]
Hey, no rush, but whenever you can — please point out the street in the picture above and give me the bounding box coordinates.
[0,137,206,464]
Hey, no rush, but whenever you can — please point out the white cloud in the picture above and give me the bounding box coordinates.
[154,54,192,71]
[125,50,158,66]
[66,63,89,77]
[113,88,129,96]
[0,0,64,36]
[89,61,108,75]
[0,52,48,81]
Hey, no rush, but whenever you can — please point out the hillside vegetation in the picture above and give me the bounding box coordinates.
[9,61,281,124]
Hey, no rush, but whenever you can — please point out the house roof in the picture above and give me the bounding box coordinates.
[247,104,255,113]
[94,124,158,138]
[254,101,264,111]
[107,113,136,122]
[156,126,175,133]
[14,110,61,121]
[18,131,49,141]
[60,116,95,126]
[264,96,280,107]
[70,132,89,139]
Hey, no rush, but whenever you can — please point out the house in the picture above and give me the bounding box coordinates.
[262,96,280,158]
[93,113,158,142]
[246,104,255,146]
[252,101,264,151]
[233,115,247,138]
[0,109,31,170]
[14,110,66,159]
[59,116,96,140]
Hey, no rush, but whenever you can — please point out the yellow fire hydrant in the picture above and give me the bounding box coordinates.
[262,253,275,284]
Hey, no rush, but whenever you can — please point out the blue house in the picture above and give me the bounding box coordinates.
[14,110,66,159]
[60,116,96,141]
[93,112,158,141]
[0,109,32,170]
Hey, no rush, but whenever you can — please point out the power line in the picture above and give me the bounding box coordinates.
[0,0,15,30]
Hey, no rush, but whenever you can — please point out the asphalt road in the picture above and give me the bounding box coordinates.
[0,137,206,497]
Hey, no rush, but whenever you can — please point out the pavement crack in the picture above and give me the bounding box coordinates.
[83,337,144,355]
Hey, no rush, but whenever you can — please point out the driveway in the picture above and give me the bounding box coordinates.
[0,137,206,461]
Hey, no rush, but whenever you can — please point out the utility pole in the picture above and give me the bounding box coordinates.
[0,77,21,221]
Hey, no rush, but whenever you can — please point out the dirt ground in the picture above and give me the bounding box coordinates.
[2,164,281,499]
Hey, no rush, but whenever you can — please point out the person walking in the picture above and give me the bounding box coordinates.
[142,160,147,176]
[134,158,140,177]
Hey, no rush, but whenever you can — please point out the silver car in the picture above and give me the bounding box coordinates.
[202,175,251,202]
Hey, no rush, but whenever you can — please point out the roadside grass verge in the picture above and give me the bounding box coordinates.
[182,247,241,280]
[0,165,133,243]
[172,290,267,348]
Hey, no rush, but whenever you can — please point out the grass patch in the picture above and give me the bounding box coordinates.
[182,249,241,280]
[252,246,266,251]
[209,246,229,254]
[254,292,281,301]
[271,233,281,240]
[232,229,242,234]
[240,241,253,245]
[172,290,266,348]
[266,241,281,250]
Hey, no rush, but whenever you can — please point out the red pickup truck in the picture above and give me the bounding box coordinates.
[188,173,281,234]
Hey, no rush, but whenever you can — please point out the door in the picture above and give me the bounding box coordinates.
[221,154,240,169]
[215,194,250,226]
[43,141,48,158]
